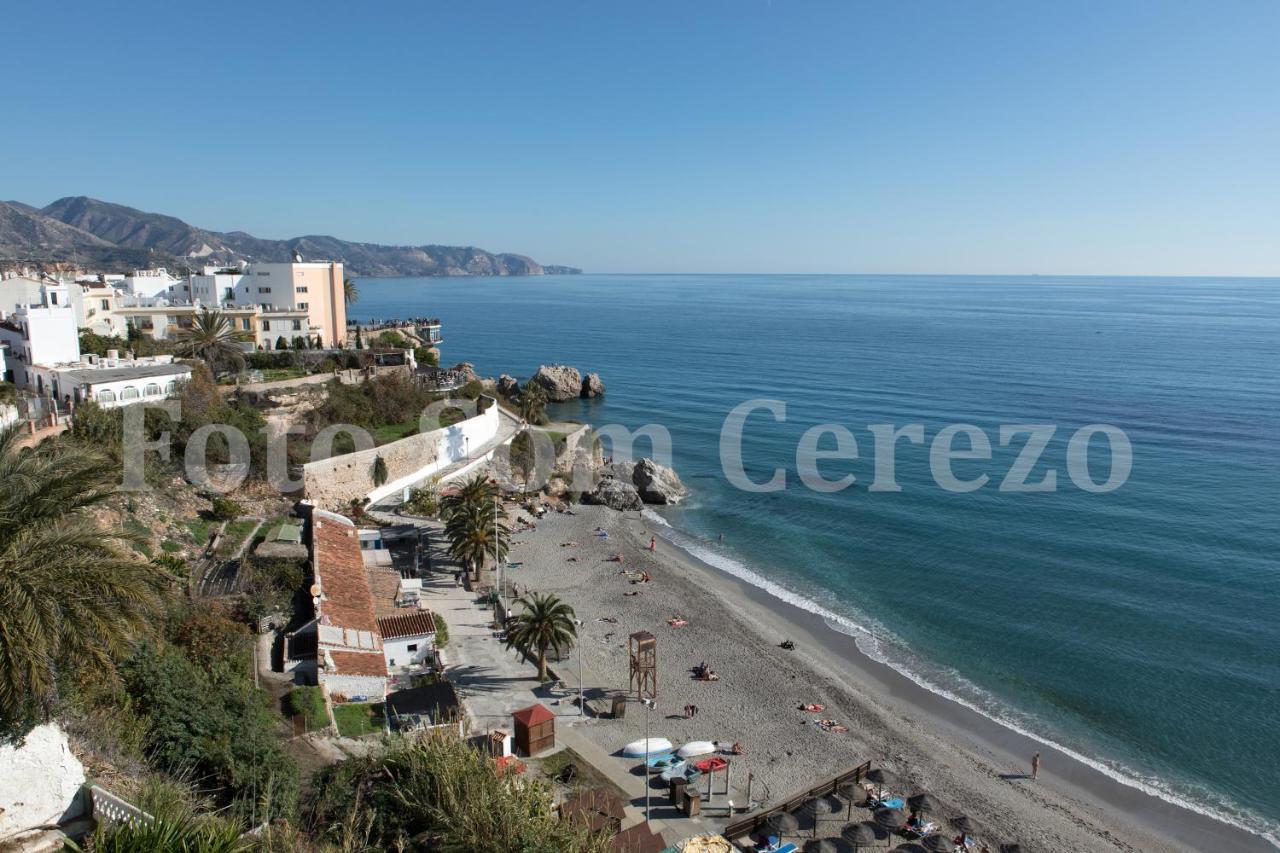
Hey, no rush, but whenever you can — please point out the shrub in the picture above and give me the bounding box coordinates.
[373,455,388,486]
[377,330,407,348]
[432,613,448,649]
[284,686,328,731]
[209,496,242,521]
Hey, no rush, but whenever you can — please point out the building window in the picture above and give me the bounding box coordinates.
[101,299,110,310]
[96,389,116,402]
[120,387,139,400]
[296,286,308,293]
[145,383,161,396]
[260,321,270,331]
[241,319,251,330]
[256,271,269,276]
[407,644,418,652]
[258,287,271,293]
[292,320,302,331]
[164,381,176,393]
[297,302,309,310]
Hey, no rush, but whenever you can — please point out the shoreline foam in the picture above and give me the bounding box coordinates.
[648,511,1280,850]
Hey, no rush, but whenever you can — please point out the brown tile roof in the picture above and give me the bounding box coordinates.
[313,511,379,634]
[367,568,403,617]
[328,650,388,677]
[513,703,555,727]
[610,822,668,853]
[377,611,437,640]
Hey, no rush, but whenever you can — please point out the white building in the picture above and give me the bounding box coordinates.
[69,280,127,336]
[0,273,47,315]
[0,282,81,389]
[118,268,181,298]
[377,612,437,670]
[28,354,192,409]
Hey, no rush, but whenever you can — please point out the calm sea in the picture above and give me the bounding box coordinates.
[351,274,1280,843]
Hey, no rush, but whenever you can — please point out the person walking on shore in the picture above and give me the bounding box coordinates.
[1031,752,1041,780]
[649,536,656,551]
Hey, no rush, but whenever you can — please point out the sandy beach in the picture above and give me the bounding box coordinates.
[502,503,1272,853]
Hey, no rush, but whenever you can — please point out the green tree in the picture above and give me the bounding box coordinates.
[274,335,288,351]
[174,310,248,374]
[517,381,547,424]
[372,455,388,487]
[292,336,307,350]
[343,278,359,306]
[505,593,577,682]
[441,475,508,584]
[355,328,364,350]
[0,426,167,739]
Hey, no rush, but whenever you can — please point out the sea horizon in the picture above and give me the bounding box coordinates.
[352,272,1280,847]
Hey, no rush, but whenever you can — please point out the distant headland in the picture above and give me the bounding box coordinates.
[0,196,580,277]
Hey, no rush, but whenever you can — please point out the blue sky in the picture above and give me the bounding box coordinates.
[2,1,1277,275]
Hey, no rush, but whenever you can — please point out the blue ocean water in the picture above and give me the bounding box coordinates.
[351,274,1280,842]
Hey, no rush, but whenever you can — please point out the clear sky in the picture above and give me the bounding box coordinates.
[2,1,1277,275]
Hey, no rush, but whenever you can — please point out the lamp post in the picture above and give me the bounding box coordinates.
[573,618,585,716]
[641,697,656,822]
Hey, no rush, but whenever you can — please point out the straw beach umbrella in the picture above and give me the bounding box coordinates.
[950,815,980,836]
[892,844,928,853]
[999,845,1024,853]
[842,821,880,850]
[803,840,840,853]
[922,836,954,853]
[874,807,906,831]
[770,811,801,839]
[804,795,843,837]
[837,781,863,819]
[908,793,943,816]
[866,768,898,799]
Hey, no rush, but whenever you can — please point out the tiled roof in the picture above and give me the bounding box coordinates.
[328,650,388,677]
[367,568,403,617]
[512,703,555,727]
[313,512,380,634]
[377,611,437,640]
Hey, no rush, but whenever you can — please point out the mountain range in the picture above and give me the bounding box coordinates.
[0,196,580,277]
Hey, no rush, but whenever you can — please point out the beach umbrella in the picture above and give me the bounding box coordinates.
[803,840,840,853]
[804,795,843,835]
[770,811,801,838]
[837,781,864,819]
[908,792,943,815]
[922,836,954,853]
[950,815,980,836]
[842,821,880,849]
[866,767,898,797]
[873,807,906,830]
[999,845,1024,853]
[891,845,927,853]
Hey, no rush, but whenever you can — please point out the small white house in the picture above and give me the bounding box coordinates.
[377,612,437,669]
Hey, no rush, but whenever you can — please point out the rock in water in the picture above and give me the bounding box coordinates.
[451,362,479,384]
[581,372,606,398]
[632,458,688,504]
[497,374,519,398]
[583,476,643,511]
[533,364,583,401]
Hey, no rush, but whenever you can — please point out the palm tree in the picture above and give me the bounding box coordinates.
[174,309,248,374]
[0,425,167,736]
[441,473,498,522]
[517,381,547,424]
[343,278,359,306]
[505,593,577,682]
[444,501,509,585]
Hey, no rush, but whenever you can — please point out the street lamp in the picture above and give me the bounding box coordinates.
[573,619,585,716]
[641,697,656,822]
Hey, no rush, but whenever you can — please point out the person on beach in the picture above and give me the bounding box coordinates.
[1032,751,1041,780]
[649,536,656,551]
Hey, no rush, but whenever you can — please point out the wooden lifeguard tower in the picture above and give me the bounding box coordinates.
[629,630,657,699]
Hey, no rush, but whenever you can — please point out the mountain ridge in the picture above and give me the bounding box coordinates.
[0,196,580,277]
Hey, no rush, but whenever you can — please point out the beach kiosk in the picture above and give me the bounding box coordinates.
[512,703,555,756]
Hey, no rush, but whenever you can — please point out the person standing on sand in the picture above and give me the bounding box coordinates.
[649,536,656,551]
[1031,752,1041,780]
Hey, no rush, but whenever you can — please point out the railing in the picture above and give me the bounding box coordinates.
[722,761,871,839]
[88,784,153,828]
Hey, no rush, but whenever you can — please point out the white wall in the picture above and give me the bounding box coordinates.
[320,674,387,701]
[383,633,435,668]
[0,723,86,838]
[366,402,501,504]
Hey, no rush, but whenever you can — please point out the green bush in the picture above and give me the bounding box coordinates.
[433,613,448,649]
[284,686,328,731]
[209,496,242,521]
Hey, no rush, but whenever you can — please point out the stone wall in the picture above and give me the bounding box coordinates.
[301,400,500,509]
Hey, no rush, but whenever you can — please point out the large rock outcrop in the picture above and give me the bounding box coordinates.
[496,374,519,398]
[583,476,643,511]
[631,458,688,505]
[0,723,86,837]
[532,364,582,402]
[581,372,606,398]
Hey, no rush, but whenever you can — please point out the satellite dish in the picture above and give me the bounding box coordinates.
[309,584,321,596]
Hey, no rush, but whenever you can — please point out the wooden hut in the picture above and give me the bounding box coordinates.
[512,703,555,755]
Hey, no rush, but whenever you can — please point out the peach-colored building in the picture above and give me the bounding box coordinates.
[231,261,347,348]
